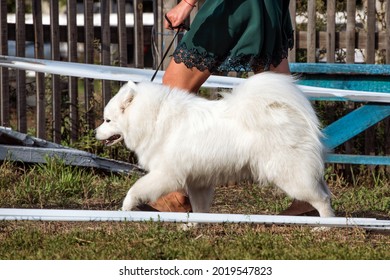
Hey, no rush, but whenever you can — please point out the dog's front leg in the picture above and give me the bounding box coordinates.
[122,171,179,211]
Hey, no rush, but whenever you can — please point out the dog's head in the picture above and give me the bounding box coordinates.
[95,81,137,146]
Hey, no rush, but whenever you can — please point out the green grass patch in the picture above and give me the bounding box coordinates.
[0,159,137,210]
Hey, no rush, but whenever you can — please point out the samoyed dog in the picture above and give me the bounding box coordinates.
[95,72,334,217]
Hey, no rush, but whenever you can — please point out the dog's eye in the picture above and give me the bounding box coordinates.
[106,119,111,123]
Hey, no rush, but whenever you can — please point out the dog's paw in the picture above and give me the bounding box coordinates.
[121,205,132,211]
[122,196,137,211]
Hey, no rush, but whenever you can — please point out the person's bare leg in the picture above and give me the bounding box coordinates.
[163,59,211,92]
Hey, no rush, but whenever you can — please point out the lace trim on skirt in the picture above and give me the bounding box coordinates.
[173,32,294,73]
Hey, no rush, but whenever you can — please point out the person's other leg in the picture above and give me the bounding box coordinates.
[269,58,290,74]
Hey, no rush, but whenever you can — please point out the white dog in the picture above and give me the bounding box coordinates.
[95,72,334,217]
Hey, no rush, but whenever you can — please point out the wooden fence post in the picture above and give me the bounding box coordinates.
[67,0,79,142]
[365,1,377,159]
[326,0,335,63]
[117,0,128,67]
[153,0,162,70]
[387,0,390,64]
[50,0,61,143]
[133,0,144,68]
[345,0,356,171]
[366,0,376,64]
[84,0,95,132]
[32,0,46,139]
[346,0,356,63]
[289,0,296,63]
[307,0,316,62]
[16,0,27,133]
[0,0,9,127]
[100,0,111,107]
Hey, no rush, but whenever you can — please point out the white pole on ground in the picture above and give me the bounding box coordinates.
[0,208,389,230]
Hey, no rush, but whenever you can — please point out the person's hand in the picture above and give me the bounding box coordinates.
[164,0,196,30]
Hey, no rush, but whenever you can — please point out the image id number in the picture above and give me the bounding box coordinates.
[212,266,272,276]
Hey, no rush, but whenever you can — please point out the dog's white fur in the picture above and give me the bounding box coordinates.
[95,72,334,217]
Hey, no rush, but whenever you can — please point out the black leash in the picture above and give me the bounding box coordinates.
[151,15,189,82]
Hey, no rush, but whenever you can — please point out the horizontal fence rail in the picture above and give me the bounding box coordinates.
[1,55,390,103]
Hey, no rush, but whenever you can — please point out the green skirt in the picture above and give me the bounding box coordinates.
[172,0,294,73]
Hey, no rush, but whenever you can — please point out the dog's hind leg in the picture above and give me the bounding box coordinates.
[275,177,334,218]
[122,171,180,211]
[187,186,214,213]
[307,179,335,218]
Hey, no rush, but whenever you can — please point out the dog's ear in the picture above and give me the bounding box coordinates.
[121,94,134,113]
[119,81,137,113]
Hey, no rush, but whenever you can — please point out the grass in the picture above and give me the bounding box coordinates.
[0,158,389,259]
[1,221,390,260]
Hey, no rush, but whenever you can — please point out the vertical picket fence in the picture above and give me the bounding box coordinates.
[0,0,389,147]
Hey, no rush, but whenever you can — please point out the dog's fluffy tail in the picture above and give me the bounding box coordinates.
[230,73,316,120]
[225,72,326,172]
[226,73,321,133]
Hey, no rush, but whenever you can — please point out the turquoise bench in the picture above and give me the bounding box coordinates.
[290,63,390,165]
